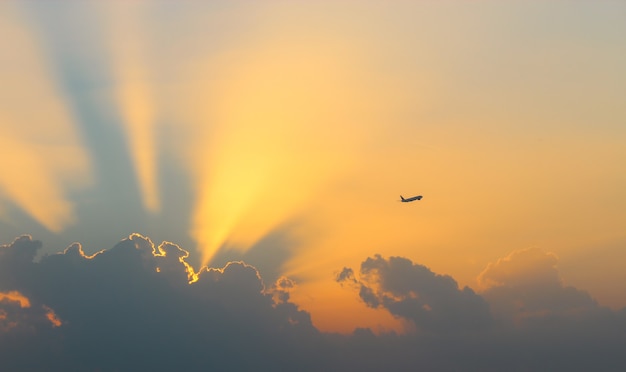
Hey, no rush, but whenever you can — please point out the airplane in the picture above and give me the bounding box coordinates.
[400,195,422,203]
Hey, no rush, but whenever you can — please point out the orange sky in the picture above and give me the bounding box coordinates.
[1,1,625,333]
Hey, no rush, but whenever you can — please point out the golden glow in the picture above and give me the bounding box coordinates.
[185,10,393,266]
[476,247,559,291]
[0,127,75,232]
[105,3,160,213]
[43,305,63,327]
[0,291,63,328]
[290,279,407,334]
[0,291,31,308]
[2,2,625,335]
[154,239,199,283]
[117,79,159,212]
[0,4,91,232]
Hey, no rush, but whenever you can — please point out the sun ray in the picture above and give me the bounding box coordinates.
[189,35,378,266]
[104,2,160,213]
[0,3,92,232]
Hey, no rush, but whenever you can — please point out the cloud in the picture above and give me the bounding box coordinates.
[0,290,62,331]
[478,247,598,321]
[1,235,625,371]
[478,247,561,290]
[475,248,626,370]
[0,291,31,309]
[208,221,299,286]
[336,267,358,286]
[0,287,66,370]
[338,254,492,334]
[0,234,325,371]
[338,252,626,371]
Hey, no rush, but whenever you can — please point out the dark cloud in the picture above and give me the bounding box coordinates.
[340,254,492,334]
[271,276,297,303]
[1,236,625,371]
[339,252,626,371]
[0,234,324,371]
[336,267,357,285]
[472,248,626,370]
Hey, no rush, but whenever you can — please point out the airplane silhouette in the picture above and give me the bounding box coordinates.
[400,195,422,203]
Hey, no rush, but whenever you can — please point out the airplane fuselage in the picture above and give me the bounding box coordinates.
[400,195,422,202]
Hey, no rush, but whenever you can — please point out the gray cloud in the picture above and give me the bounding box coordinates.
[479,248,599,320]
[472,248,626,370]
[339,252,626,371]
[1,236,625,371]
[0,234,324,371]
[336,267,357,285]
[340,254,492,334]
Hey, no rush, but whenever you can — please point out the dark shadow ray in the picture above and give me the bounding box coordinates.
[16,3,156,253]
[208,219,303,285]
[21,3,141,207]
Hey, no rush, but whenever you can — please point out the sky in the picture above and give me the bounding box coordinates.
[1,1,625,370]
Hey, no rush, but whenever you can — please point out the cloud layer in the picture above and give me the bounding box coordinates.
[0,235,322,371]
[337,255,491,334]
[1,235,625,371]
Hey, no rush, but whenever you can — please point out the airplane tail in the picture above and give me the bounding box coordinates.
[400,195,405,201]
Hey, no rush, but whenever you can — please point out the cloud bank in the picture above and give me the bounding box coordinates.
[338,255,492,334]
[0,235,322,371]
[1,235,624,371]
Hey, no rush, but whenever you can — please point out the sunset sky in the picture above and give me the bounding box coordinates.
[1,1,625,370]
